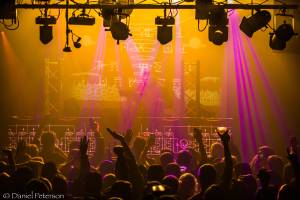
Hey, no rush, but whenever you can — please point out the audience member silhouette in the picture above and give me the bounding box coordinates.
[255,169,277,200]
[178,173,198,200]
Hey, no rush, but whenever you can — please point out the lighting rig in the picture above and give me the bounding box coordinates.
[0,0,299,52]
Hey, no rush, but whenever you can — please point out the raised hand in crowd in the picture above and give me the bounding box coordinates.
[193,128,208,165]
[2,149,16,173]
[124,129,134,145]
[33,115,49,147]
[217,128,230,144]
[80,136,89,157]
[89,119,105,166]
[90,119,101,134]
[217,128,233,192]
[107,128,125,142]
[15,140,30,163]
[79,136,90,177]
[287,138,300,190]
[139,133,156,166]
[107,128,144,200]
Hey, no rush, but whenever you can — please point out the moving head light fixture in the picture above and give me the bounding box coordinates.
[69,10,96,25]
[195,0,213,20]
[35,11,57,45]
[106,7,132,44]
[269,12,298,50]
[101,0,134,28]
[0,0,17,29]
[34,0,56,44]
[62,29,82,51]
[240,10,272,38]
[73,36,82,48]
[110,19,132,44]
[155,7,175,45]
[208,6,228,45]
[63,43,72,52]
[63,28,76,52]
[102,6,116,28]
[101,0,135,43]
[155,14,175,45]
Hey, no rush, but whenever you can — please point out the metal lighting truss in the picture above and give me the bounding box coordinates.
[12,2,299,10]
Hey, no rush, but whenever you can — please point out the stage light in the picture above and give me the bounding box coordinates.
[69,15,96,26]
[36,15,57,45]
[273,23,296,42]
[208,7,228,45]
[35,16,57,25]
[63,45,72,52]
[63,30,72,52]
[240,10,271,38]
[39,25,53,44]
[101,0,134,28]
[157,26,172,45]
[195,0,213,20]
[102,8,115,28]
[209,25,228,45]
[0,0,17,22]
[209,7,228,26]
[73,37,81,48]
[118,0,134,19]
[110,21,131,44]
[155,16,175,45]
[69,30,82,48]
[269,23,297,50]
[269,33,286,50]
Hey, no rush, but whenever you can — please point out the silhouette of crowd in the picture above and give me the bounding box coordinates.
[0,119,299,200]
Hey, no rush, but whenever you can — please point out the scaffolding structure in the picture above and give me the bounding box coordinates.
[183,61,200,116]
[44,58,62,115]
